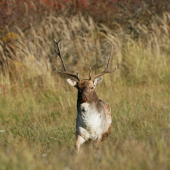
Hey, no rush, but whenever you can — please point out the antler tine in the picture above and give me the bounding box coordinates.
[90,41,117,81]
[54,39,80,81]
[77,71,79,79]
[54,39,67,71]
[89,67,92,80]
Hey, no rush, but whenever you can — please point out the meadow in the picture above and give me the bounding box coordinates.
[0,1,170,169]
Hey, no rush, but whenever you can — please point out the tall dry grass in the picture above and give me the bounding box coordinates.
[0,12,170,170]
[1,13,170,89]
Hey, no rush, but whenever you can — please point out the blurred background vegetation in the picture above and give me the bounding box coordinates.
[0,0,170,170]
[0,0,170,88]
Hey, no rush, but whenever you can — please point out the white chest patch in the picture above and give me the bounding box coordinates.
[76,103,103,141]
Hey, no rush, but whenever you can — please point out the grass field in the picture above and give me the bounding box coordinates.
[0,12,170,170]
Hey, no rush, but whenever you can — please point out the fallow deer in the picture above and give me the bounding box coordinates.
[54,39,116,153]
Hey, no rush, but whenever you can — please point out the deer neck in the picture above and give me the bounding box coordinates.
[77,91,102,113]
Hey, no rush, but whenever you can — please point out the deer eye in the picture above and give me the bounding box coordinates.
[91,87,94,89]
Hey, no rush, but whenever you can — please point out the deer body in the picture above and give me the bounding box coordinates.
[76,99,112,141]
[54,39,116,153]
[77,102,104,141]
[67,78,112,153]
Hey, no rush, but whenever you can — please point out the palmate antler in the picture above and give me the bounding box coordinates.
[89,41,117,81]
[54,39,80,81]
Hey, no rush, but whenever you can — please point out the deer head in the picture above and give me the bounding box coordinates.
[54,39,116,104]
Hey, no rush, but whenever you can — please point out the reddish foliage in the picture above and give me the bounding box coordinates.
[0,0,170,34]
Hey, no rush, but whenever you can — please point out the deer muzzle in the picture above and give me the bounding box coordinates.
[81,97,88,103]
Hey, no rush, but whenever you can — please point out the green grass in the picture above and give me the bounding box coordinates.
[0,80,170,170]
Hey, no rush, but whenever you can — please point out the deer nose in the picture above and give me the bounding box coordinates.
[81,97,88,103]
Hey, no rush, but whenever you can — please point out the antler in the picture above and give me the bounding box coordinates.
[54,39,80,81]
[90,41,116,81]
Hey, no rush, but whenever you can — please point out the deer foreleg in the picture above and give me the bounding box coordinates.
[75,135,85,153]
[96,136,102,149]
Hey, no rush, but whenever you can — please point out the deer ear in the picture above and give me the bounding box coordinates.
[67,79,77,87]
[94,77,103,88]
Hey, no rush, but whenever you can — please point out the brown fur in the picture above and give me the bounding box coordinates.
[77,80,93,89]
[99,100,112,141]
[101,124,112,141]
[77,80,103,112]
